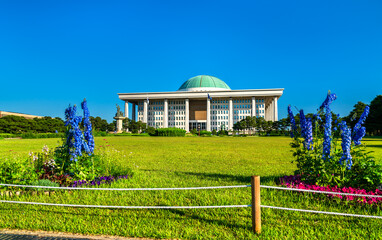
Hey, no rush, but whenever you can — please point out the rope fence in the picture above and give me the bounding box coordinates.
[260,185,382,198]
[1,176,381,235]
[0,200,250,209]
[261,205,382,219]
[0,183,250,191]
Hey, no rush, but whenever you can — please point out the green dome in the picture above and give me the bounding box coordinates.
[177,75,231,91]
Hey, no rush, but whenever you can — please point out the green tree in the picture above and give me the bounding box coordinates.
[366,95,382,135]
[90,116,109,131]
[255,117,266,135]
[244,116,256,135]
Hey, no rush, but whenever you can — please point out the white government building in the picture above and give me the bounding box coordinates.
[117,75,283,132]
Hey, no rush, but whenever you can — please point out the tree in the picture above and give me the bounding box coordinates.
[244,116,256,135]
[123,118,147,133]
[90,116,109,132]
[366,95,382,135]
[255,117,266,135]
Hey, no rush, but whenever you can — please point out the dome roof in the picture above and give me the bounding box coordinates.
[177,75,231,91]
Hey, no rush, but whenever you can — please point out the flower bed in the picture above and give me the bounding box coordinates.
[280,175,382,205]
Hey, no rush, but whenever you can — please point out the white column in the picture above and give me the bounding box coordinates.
[251,97,256,118]
[269,100,273,121]
[124,101,129,118]
[206,98,211,131]
[185,98,189,132]
[132,103,136,121]
[274,97,278,121]
[265,98,269,121]
[164,99,168,128]
[143,100,148,123]
[268,100,272,121]
[229,98,233,130]
[270,98,275,121]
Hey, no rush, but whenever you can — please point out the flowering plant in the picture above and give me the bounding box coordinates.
[288,92,382,191]
[280,175,382,205]
[54,99,100,181]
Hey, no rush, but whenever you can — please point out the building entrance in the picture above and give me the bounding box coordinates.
[189,121,206,131]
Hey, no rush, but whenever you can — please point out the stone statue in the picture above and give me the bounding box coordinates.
[115,104,124,117]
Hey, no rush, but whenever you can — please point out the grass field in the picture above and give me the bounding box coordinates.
[0,136,381,239]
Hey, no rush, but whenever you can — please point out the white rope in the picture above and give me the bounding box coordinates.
[0,183,250,191]
[261,185,382,198]
[0,200,250,209]
[261,205,382,219]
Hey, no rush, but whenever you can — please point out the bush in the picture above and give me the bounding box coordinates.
[153,128,186,137]
[199,130,212,136]
[0,133,14,138]
[93,131,109,137]
[0,158,38,185]
[217,130,228,136]
[146,127,156,135]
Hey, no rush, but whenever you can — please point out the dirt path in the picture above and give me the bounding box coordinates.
[0,229,159,240]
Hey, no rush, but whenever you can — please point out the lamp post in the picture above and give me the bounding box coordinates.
[197,124,201,136]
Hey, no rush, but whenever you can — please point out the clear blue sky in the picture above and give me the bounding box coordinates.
[1,0,381,122]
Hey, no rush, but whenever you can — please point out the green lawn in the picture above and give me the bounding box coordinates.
[0,136,381,239]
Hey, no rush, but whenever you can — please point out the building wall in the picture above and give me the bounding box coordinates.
[0,111,43,119]
[168,100,186,130]
[189,100,206,120]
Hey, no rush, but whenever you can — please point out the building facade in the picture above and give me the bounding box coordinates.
[118,75,283,132]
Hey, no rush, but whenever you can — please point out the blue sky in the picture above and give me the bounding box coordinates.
[1,1,381,122]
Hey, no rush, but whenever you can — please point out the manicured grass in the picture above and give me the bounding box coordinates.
[0,136,382,239]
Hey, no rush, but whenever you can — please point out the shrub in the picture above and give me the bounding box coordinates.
[154,128,186,136]
[199,130,212,136]
[0,158,38,185]
[190,129,198,135]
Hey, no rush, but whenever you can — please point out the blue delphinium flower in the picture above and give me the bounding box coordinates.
[299,110,313,150]
[64,105,76,127]
[299,110,307,139]
[353,127,366,146]
[305,118,313,150]
[339,121,352,169]
[319,92,337,110]
[352,106,370,145]
[81,99,95,154]
[288,105,297,138]
[320,92,337,160]
[64,104,86,161]
[64,105,77,160]
[72,114,84,160]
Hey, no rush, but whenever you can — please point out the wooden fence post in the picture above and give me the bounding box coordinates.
[251,175,261,234]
